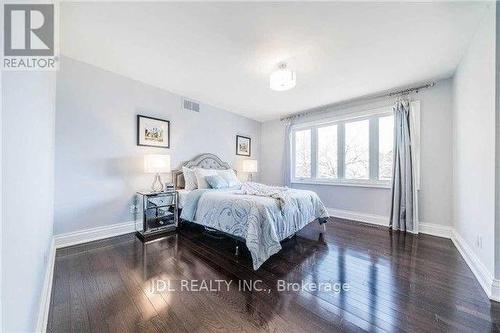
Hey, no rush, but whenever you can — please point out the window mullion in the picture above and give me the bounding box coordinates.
[369,117,379,180]
[311,127,318,179]
[338,122,345,179]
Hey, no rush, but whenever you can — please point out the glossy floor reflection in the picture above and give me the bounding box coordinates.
[48,218,500,332]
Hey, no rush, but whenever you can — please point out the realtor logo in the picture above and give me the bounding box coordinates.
[3,4,57,70]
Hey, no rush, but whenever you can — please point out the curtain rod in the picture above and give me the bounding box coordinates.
[280,82,435,121]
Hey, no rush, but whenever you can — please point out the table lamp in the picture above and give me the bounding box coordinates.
[144,154,171,192]
[242,159,258,182]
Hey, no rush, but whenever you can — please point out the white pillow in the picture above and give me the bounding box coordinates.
[194,168,218,189]
[217,169,241,187]
[182,166,198,190]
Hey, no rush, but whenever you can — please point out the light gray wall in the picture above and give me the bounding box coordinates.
[0,67,3,333]
[495,0,500,280]
[261,78,453,226]
[496,1,500,280]
[2,71,56,332]
[453,3,496,276]
[55,57,261,235]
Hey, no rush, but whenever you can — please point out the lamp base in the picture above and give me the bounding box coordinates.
[247,173,253,182]
[151,173,164,192]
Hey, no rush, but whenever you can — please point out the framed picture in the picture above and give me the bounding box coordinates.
[236,135,251,156]
[137,115,170,148]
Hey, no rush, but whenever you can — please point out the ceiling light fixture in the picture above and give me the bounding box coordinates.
[270,63,296,91]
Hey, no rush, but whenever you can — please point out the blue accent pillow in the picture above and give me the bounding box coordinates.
[205,175,229,189]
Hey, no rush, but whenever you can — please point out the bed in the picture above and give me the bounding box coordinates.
[173,153,329,270]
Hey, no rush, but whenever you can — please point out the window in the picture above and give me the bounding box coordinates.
[378,115,394,180]
[317,125,338,179]
[291,107,400,187]
[294,129,311,178]
[345,119,369,179]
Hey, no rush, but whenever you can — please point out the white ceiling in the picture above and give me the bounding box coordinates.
[61,2,488,122]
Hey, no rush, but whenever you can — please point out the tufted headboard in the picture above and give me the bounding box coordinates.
[172,153,235,189]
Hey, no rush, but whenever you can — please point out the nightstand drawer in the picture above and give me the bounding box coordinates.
[147,195,175,208]
[146,213,175,230]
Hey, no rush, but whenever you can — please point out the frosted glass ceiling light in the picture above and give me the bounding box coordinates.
[270,63,296,91]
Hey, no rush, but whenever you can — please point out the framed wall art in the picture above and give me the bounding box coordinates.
[137,115,170,148]
[236,135,251,156]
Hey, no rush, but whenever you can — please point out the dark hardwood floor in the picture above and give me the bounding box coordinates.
[48,218,500,332]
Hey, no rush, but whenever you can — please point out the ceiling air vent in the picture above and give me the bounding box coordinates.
[182,98,200,112]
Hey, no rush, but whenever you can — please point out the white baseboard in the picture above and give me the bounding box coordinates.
[327,208,452,238]
[419,223,452,239]
[54,220,136,249]
[450,229,500,302]
[327,208,389,227]
[36,239,56,333]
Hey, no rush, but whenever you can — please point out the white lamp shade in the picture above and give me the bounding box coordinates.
[144,154,171,173]
[242,159,258,173]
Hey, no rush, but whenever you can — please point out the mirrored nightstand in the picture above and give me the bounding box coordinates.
[135,191,177,241]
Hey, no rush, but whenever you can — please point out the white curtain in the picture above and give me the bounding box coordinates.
[282,119,293,187]
[390,99,419,233]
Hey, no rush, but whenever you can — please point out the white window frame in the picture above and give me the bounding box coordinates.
[290,103,420,188]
